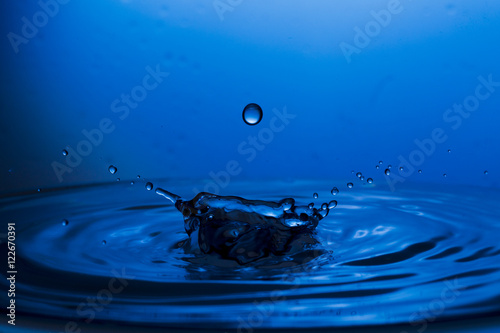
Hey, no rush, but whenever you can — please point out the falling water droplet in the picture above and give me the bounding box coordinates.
[146,182,153,190]
[321,203,328,210]
[308,203,314,209]
[116,178,120,182]
[360,176,365,181]
[37,188,41,192]
[313,193,318,199]
[137,175,141,179]
[443,173,447,178]
[62,149,68,156]
[448,149,451,153]
[130,181,135,185]
[61,219,68,226]
[331,187,339,195]
[379,161,383,165]
[347,182,353,189]
[399,166,404,171]
[484,170,489,175]
[108,165,117,174]
[328,200,338,209]
[102,240,107,245]
[388,165,392,169]
[418,170,422,174]
[375,165,380,169]
[385,169,391,176]
[242,103,263,126]
[356,172,362,178]
[367,178,373,184]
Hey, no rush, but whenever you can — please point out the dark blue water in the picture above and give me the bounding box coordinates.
[2,179,500,331]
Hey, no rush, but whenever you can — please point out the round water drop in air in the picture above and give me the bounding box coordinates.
[347,182,353,189]
[484,170,488,175]
[321,203,328,210]
[308,203,314,209]
[62,219,68,226]
[331,187,339,195]
[62,149,68,156]
[448,149,451,153]
[367,178,373,184]
[443,173,447,178]
[375,165,380,170]
[116,178,120,182]
[108,165,117,174]
[313,193,318,199]
[145,182,154,191]
[418,170,422,174]
[360,176,365,181]
[399,166,404,171]
[130,181,135,185]
[242,103,263,126]
[328,200,338,209]
[385,169,391,176]
[102,240,107,245]
[388,165,392,169]
[356,172,362,178]
[379,161,383,165]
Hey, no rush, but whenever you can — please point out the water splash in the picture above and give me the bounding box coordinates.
[155,188,332,264]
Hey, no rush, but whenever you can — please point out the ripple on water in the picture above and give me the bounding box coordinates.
[1,180,500,329]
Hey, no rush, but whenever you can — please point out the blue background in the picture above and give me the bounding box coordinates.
[1,0,500,194]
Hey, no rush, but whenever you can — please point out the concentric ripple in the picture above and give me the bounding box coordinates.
[1,180,499,330]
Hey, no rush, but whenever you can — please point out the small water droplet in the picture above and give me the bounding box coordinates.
[356,172,362,178]
[108,165,117,174]
[102,240,107,245]
[62,149,68,156]
[328,200,338,209]
[448,149,451,153]
[399,166,404,171]
[37,188,41,192]
[360,176,365,181]
[145,182,153,190]
[367,178,373,184]
[385,169,391,176]
[308,203,314,209]
[116,178,120,182]
[379,161,383,165]
[242,103,263,126]
[375,165,380,169]
[388,165,392,169]
[208,214,214,220]
[443,173,447,178]
[62,219,68,226]
[130,181,135,185]
[347,182,353,189]
[137,175,141,179]
[321,203,328,210]
[313,193,318,199]
[418,170,422,174]
[331,187,339,195]
[484,170,488,175]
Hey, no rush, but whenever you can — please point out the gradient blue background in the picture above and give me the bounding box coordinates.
[1,0,500,194]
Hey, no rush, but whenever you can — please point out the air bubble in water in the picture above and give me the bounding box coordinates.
[108,165,117,174]
[313,193,318,199]
[347,182,353,189]
[62,219,68,226]
[242,103,263,126]
[146,182,153,190]
[367,178,373,184]
[328,200,337,209]
[62,149,68,156]
[331,187,339,195]
[385,169,390,176]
